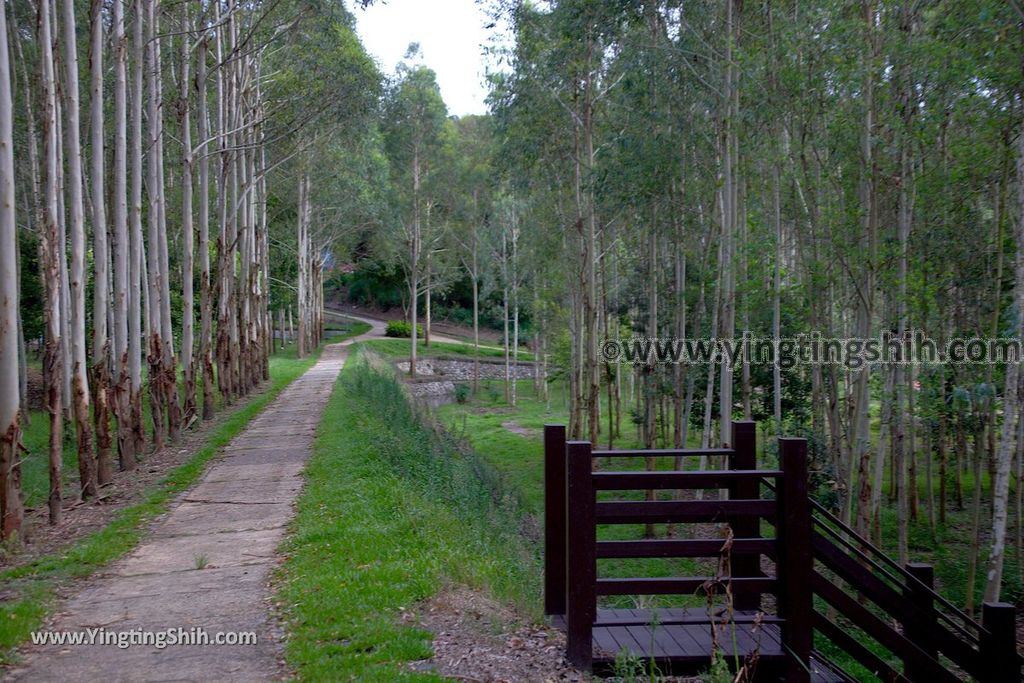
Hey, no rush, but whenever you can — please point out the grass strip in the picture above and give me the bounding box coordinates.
[275,348,537,681]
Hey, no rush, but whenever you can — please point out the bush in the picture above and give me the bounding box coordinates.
[454,383,471,404]
[384,320,424,338]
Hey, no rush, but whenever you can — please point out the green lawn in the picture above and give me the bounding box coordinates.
[361,338,510,360]
[275,348,537,681]
[0,332,362,665]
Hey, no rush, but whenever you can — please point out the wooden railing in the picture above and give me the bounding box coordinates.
[800,493,1020,682]
[543,420,1022,682]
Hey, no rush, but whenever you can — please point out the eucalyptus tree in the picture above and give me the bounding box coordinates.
[178,2,196,421]
[59,0,97,499]
[447,115,497,390]
[128,0,146,457]
[381,58,448,376]
[0,0,23,539]
[111,0,134,467]
[88,0,112,484]
[37,0,64,521]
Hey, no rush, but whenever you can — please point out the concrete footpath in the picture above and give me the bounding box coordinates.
[7,342,353,682]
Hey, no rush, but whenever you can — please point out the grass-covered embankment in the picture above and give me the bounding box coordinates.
[0,340,342,665]
[275,348,538,681]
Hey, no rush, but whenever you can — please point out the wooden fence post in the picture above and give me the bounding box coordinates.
[981,602,1020,683]
[544,424,567,617]
[729,420,760,611]
[566,440,595,669]
[903,562,936,679]
[779,437,812,683]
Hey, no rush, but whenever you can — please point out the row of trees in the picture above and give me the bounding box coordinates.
[467,0,1023,606]
[0,0,379,541]
[379,52,535,404]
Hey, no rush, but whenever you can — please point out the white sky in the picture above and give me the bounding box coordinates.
[351,0,506,117]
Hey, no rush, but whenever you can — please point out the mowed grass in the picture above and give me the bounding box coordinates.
[361,338,509,360]
[0,334,356,665]
[275,349,538,681]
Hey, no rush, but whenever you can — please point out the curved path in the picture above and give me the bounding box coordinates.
[7,332,374,682]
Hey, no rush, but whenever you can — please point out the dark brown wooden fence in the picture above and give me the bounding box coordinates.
[543,420,1022,682]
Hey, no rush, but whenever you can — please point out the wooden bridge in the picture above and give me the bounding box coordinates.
[543,421,1022,681]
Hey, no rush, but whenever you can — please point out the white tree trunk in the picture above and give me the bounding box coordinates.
[145,0,167,448]
[128,0,145,458]
[38,0,65,523]
[985,128,1024,602]
[0,0,24,539]
[179,4,196,421]
[297,174,308,358]
[196,33,215,419]
[111,0,133,469]
[153,20,180,438]
[60,0,97,499]
[89,0,113,485]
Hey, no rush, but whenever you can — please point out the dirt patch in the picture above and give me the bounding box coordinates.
[408,587,708,682]
[407,586,585,682]
[0,382,274,570]
[501,421,538,439]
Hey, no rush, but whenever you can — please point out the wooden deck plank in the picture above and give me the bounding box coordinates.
[560,608,846,680]
[606,625,645,655]
[592,625,622,660]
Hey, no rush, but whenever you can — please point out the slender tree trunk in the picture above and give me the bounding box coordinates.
[39,0,64,522]
[409,148,420,377]
[853,0,879,535]
[179,5,196,422]
[144,0,167,448]
[984,128,1024,602]
[111,0,133,469]
[60,0,97,500]
[965,425,985,616]
[511,222,520,407]
[89,0,113,486]
[472,245,480,392]
[297,174,308,359]
[196,33,214,420]
[154,15,179,439]
[56,89,72,422]
[0,0,24,539]
[502,235,510,404]
[424,253,431,347]
[128,0,145,458]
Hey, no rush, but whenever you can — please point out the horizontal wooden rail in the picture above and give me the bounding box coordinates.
[812,611,909,683]
[591,447,734,458]
[811,532,983,677]
[804,490,983,643]
[595,499,775,524]
[597,576,777,596]
[811,572,962,683]
[596,537,775,559]
[592,469,782,490]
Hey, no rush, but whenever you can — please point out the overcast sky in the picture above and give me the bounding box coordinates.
[351,0,506,117]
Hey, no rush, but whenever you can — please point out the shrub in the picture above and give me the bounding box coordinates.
[454,383,471,404]
[384,320,424,338]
